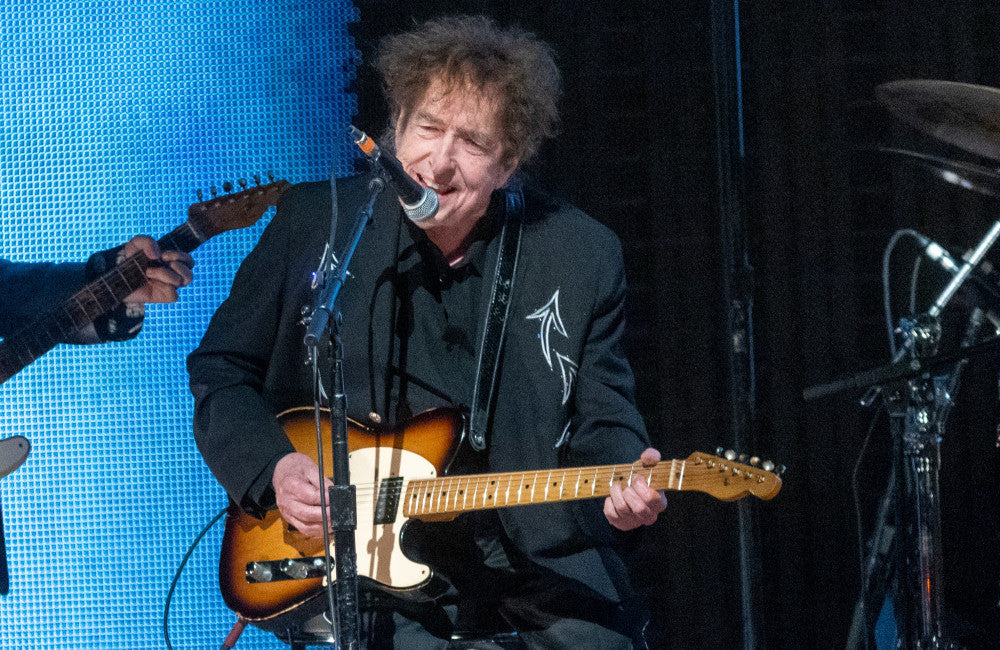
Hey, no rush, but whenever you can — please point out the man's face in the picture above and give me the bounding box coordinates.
[394,77,516,238]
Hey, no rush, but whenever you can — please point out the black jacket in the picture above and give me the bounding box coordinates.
[188,174,650,602]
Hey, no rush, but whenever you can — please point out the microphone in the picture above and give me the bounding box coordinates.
[915,233,1000,300]
[915,232,1000,330]
[916,234,960,273]
[348,126,439,222]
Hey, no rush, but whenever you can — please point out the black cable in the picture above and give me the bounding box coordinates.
[163,505,228,649]
[851,403,887,650]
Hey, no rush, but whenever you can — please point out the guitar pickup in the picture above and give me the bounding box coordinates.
[245,557,329,583]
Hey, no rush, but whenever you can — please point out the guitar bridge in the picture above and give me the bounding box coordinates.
[245,557,329,583]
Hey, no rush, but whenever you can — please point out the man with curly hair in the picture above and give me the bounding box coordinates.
[190,15,664,648]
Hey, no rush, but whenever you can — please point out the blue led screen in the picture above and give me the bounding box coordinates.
[0,2,360,647]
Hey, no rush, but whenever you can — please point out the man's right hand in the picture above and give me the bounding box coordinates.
[272,452,330,538]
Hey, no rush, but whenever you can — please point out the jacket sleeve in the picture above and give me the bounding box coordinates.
[0,249,143,344]
[186,203,298,518]
[561,235,651,546]
[562,237,649,466]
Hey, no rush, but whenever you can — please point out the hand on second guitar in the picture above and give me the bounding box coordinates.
[122,235,194,304]
[603,447,668,531]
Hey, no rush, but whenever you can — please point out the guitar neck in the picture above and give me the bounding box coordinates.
[403,453,779,519]
[157,221,204,255]
[404,459,674,519]
[0,221,203,384]
[0,177,287,386]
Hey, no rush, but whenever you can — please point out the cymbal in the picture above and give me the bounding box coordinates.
[875,146,1000,197]
[876,79,1000,161]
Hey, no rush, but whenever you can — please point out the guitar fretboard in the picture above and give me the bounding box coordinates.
[402,460,682,518]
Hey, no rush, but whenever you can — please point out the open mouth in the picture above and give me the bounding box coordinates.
[420,176,455,196]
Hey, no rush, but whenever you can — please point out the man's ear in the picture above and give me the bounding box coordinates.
[393,111,408,145]
[500,158,520,186]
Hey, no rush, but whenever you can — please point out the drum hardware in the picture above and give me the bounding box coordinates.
[808,83,1000,638]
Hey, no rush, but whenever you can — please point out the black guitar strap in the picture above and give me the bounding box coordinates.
[468,180,525,451]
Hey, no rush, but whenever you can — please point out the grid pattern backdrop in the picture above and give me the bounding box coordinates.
[0,2,359,647]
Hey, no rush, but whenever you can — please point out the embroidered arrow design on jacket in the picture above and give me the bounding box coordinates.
[526,289,567,369]
[526,289,577,404]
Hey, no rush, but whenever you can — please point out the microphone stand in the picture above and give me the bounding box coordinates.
[303,172,385,650]
[816,219,1000,649]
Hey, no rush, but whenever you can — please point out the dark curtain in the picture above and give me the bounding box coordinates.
[351,2,1000,647]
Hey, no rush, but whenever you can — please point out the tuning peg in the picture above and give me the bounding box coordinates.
[715,446,724,456]
[776,464,787,476]
[738,453,747,463]
[210,185,218,197]
[238,178,248,189]
[267,170,275,182]
[222,180,233,193]
[196,188,204,202]
[762,460,775,472]
[723,449,736,461]
[749,456,760,466]
[253,174,262,185]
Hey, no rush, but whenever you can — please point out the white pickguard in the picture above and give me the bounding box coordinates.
[348,446,437,590]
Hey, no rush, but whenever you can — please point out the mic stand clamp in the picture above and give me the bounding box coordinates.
[884,314,962,649]
[303,173,385,650]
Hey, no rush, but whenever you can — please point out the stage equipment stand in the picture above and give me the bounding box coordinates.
[709,1,763,648]
[299,163,386,649]
[811,220,1000,649]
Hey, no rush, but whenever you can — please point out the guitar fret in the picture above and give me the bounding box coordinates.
[159,223,201,254]
[12,338,36,367]
[422,480,432,514]
[70,289,100,322]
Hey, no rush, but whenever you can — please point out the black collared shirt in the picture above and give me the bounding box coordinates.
[371,206,498,425]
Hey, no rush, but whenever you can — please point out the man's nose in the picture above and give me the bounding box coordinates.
[429,137,457,175]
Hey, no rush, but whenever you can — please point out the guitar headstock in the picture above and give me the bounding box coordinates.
[187,173,291,240]
[682,450,783,501]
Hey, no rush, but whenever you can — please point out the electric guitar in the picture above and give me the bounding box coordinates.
[219,407,783,626]
[0,175,289,385]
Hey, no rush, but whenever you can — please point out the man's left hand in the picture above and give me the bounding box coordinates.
[122,235,194,303]
[604,447,667,531]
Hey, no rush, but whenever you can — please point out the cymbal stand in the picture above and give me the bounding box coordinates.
[885,313,952,648]
[883,229,1000,648]
[850,219,1000,649]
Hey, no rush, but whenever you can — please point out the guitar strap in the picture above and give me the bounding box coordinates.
[468,180,525,451]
